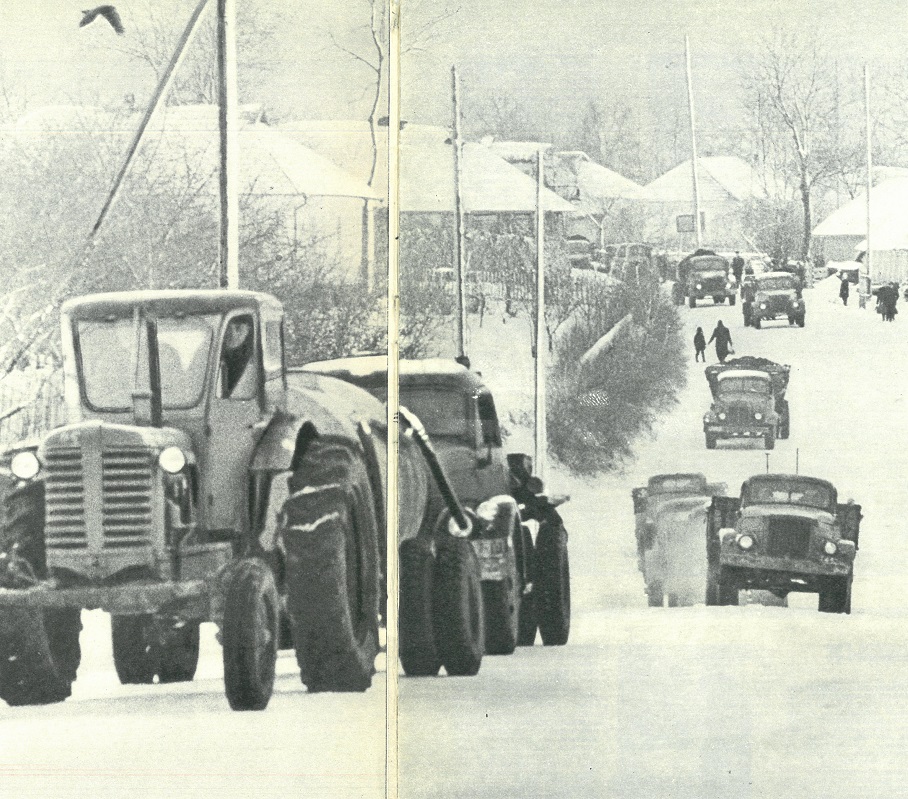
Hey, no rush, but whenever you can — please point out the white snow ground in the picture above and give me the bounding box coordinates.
[399,278,908,798]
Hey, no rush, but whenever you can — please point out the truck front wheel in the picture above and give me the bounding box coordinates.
[482,573,519,656]
[717,568,739,606]
[688,296,696,308]
[516,525,537,646]
[222,558,280,710]
[399,538,441,676]
[281,448,380,692]
[818,576,852,614]
[764,430,776,450]
[535,517,570,645]
[729,294,737,306]
[433,537,484,676]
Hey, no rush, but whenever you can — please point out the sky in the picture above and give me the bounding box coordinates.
[2,1,908,153]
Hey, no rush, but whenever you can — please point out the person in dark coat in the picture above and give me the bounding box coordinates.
[885,282,899,321]
[839,276,850,306]
[694,327,706,362]
[731,252,745,285]
[708,320,733,363]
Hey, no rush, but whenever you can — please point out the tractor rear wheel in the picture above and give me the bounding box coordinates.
[535,517,570,645]
[399,537,441,676]
[281,446,380,692]
[433,537,484,676]
[222,558,280,710]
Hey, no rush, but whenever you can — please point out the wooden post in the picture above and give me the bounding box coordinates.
[451,65,467,360]
[685,35,702,248]
[217,0,240,290]
[534,147,547,483]
[863,63,872,307]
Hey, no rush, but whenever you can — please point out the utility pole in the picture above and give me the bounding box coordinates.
[685,35,703,247]
[863,63,873,308]
[217,0,239,289]
[451,65,468,361]
[534,147,547,483]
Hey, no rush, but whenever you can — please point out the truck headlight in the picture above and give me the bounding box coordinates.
[823,540,838,555]
[10,451,40,480]
[159,446,186,474]
[792,300,800,307]
[696,282,703,290]
[754,412,763,421]
[737,534,755,550]
[718,412,726,420]
[760,302,767,309]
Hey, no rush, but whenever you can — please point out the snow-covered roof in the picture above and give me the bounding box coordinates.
[279,122,573,213]
[812,177,908,250]
[9,105,380,200]
[718,370,771,381]
[642,156,766,203]
[574,158,644,203]
[486,140,554,163]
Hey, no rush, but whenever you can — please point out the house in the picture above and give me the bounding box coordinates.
[6,105,380,281]
[641,156,767,250]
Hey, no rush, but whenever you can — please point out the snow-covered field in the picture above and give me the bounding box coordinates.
[399,278,908,798]
[3,278,907,799]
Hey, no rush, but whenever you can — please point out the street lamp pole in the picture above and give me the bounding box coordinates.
[685,35,703,248]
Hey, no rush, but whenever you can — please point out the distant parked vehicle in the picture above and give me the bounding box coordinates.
[611,243,653,284]
[566,235,593,270]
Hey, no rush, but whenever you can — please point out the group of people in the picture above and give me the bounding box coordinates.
[694,321,733,363]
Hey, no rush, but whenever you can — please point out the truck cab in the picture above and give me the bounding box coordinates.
[707,474,860,613]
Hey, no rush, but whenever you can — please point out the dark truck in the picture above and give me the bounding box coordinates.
[706,474,860,613]
[703,357,790,450]
[672,249,737,308]
[0,290,406,709]
[303,356,571,670]
[742,271,805,328]
[632,473,726,607]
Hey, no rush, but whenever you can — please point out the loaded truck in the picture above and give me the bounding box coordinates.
[672,249,737,308]
[632,474,726,607]
[741,271,805,328]
[703,357,791,450]
[706,474,860,613]
[303,356,571,670]
[0,290,446,708]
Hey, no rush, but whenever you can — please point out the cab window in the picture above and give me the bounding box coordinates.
[477,391,501,447]
[217,314,257,400]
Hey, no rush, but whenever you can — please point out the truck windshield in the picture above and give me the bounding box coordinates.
[650,476,705,494]
[77,314,219,410]
[719,377,770,394]
[400,388,471,440]
[691,259,726,272]
[744,482,834,511]
[757,277,795,291]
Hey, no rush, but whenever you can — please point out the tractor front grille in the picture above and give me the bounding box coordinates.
[44,446,154,552]
[44,447,86,549]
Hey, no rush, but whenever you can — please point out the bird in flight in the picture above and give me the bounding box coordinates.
[79,6,124,35]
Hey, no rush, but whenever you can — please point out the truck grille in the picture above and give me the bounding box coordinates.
[766,516,812,558]
[726,404,755,426]
[44,446,153,551]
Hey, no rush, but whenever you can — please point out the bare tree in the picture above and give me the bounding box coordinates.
[741,29,860,260]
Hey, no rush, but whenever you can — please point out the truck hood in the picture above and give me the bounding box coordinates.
[741,504,834,523]
[431,439,509,506]
[755,289,797,302]
[714,392,773,409]
[691,270,726,283]
[41,419,195,457]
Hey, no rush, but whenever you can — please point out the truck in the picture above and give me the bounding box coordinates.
[741,271,805,328]
[672,249,737,308]
[703,357,791,450]
[632,474,726,607]
[302,356,571,669]
[706,474,861,613]
[0,290,441,708]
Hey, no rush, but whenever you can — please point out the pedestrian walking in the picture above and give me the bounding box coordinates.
[731,251,745,285]
[839,276,850,306]
[886,282,899,321]
[708,320,733,364]
[694,327,706,362]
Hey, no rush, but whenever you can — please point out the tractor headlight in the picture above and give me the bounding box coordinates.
[158,446,186,474]
[824,540,838,555]
[754,412,763,421]
[737,534,755,550]
[10,451,40,480]
[718,412,727,420]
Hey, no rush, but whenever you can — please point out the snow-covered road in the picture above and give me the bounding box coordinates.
[400,280,908,798]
